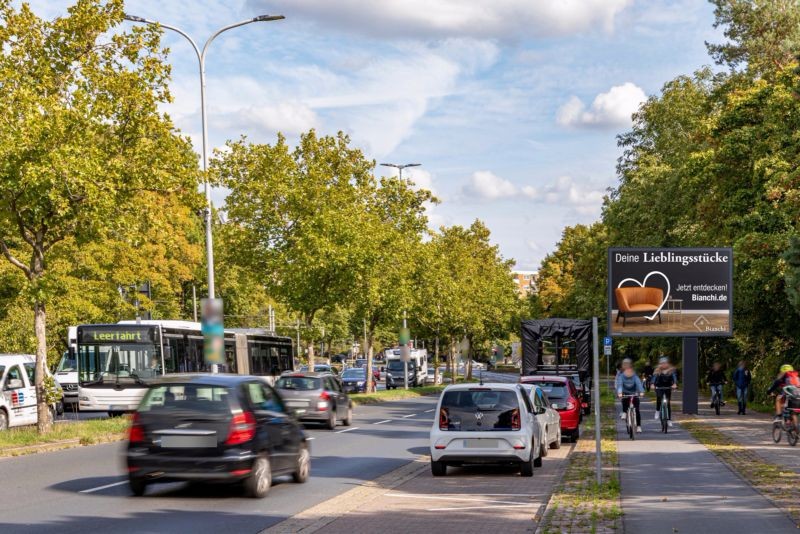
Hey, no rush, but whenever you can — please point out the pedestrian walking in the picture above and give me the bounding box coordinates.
[732,360,752,415]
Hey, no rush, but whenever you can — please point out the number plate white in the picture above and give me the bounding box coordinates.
[161,434,217,448]
[463,439,498,448]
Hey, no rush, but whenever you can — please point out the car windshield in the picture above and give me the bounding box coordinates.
[314,365,330,372]
[427,369,434,375]
[342,369,365,379]
[139,384,232,413]
[387,360,415,372]
[440,389,520,431]
[275,376,321,391]
[535,381,568,400]
[57,353,77,373]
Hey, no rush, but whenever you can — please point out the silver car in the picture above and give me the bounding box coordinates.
[274,372,352,430]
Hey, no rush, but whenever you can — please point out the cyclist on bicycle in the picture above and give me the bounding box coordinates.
[706,361,727,408]
[616,358,634,420]
[768,364,800,421]
[617,364,645,433]
[651,356,678,427]
[642,360,654,392]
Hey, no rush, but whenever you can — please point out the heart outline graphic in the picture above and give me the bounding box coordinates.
[616,271,670,321]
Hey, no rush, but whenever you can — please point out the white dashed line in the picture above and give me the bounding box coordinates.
[335,426,360,433]
[401,413,416,418]
[80,480,128,494]
[374,419,392,425]
[424,409,435,413]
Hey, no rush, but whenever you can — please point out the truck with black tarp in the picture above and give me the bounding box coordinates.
[521,318,593,415]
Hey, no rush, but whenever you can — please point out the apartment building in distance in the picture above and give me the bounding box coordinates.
[511,270,538,297]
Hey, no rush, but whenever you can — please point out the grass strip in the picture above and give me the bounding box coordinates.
[0,417,129,456]
[350,385,447,405]
[537,385,622,533]
[680,418,800,525]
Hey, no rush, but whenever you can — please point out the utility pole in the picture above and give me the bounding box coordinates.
[403,310,409,390]
[192,284,197,322]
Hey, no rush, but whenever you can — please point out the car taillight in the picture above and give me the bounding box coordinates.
[225,411,256,445]
[511,408,521,431]
[439,408,449,430]
[566,401,576,410]
[128,412,145,444]
[317,391,330,411]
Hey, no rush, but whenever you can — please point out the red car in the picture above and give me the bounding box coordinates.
[520,375,582,442]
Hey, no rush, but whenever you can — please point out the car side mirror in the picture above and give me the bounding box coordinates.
[6,379,23,390]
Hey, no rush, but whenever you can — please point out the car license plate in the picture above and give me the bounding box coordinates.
[463,439,498,448]
[109,405,126,412]
[160,434,217,448]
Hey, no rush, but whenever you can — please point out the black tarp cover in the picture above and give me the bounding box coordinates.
[521,318,592,377]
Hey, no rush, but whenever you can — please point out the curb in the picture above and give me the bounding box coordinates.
[0,435,125,458]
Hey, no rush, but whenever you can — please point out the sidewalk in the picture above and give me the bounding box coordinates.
[616,397,797,534]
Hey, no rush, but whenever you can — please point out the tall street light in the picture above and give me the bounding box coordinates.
[380,162,421,182]
[125,13,285,299]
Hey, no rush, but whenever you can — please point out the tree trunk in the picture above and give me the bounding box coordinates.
[449,339,456,383]
[305,316,315,369]
[434,335,440,384]
[466,336,473,381]
[445,338,452,377]
[365,327,375,393]
[34,301,52,434]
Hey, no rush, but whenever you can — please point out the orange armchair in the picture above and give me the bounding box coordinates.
[615,287,664,327]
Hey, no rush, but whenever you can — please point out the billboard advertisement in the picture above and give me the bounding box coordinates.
[608,248,733,337]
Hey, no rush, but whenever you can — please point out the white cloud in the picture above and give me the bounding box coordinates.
[557,82,646,128]
[250,0,633,39]
[524,175,605,215]
[464,171,518,200]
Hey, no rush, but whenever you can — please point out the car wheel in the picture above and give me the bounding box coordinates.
[520,452,534,477]
[540,431,548,458]
[551,428,562,449]
[49,405,57,422]
[431,460,447,476]
[343,405,353,426]
[56,401,64,416]
[571,428,580,442]
[293,444,310,483]
[0,409,7,431]
[129,476,147,497]
[326,409,337,430]
[245,454,272,498]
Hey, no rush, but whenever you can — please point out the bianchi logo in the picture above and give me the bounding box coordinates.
[693,315,711,332]
[474,411,484,422]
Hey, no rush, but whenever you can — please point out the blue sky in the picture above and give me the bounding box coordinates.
[29,0,721,269]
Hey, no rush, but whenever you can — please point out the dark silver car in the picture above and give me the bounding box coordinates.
[274,373,352,430]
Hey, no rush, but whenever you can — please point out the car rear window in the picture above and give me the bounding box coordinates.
[535,382,568,400]
[440,389,520,431]
[140,384,232,413]
[275,377,321,391]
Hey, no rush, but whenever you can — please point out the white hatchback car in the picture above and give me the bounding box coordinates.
[429,383,542,477]
[520,383,562,454]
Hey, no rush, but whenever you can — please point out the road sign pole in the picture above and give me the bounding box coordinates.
[682,337,699,414]
[593,317,602,485]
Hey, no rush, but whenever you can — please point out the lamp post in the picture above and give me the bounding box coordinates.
[380,162,421,181]
[124,13,285,299]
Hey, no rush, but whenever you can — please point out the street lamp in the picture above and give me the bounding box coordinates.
[124,13,285,299]
[380,162,421,181]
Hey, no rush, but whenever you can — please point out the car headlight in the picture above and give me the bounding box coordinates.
[356,381,365,386]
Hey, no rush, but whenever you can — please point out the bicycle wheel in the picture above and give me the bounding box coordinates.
[772,422,782,443]
[628,409,635,440]
[714,396,721,416]
[789,428,799,447]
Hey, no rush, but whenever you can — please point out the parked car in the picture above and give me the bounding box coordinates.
[520,383,562,451]
[520,375,581,442]
[425,368,442,385]
[125,374,310,498]
[568,374,592,416]
[429,383,542,477]
[340,368,373,393]
[299,364,338,376]
[0,354,64,430]
[274,372,352,429]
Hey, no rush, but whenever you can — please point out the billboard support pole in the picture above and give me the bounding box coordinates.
[682,337,699,414]
[592,317,602,485]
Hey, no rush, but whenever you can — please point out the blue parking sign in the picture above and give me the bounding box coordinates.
[603,337,612,347]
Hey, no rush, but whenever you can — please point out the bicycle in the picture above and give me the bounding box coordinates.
[654,387,672,433]
[710,384,724,416]
[620,394,639,440]
[772,387,800,446]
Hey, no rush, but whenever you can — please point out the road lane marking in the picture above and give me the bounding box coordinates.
[374,419,392,425]
[424,409,435,413]
[80,480,128,494]
[401,413,416,418]
[335,426,360,433]
[306,437,315,440]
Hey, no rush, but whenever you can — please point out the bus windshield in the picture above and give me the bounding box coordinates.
[78,343,160,385]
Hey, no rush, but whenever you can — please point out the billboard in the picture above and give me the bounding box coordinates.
[608,248,733,337]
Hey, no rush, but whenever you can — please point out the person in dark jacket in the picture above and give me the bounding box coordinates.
[651,356,678,427]
[642,361,654,392]
[706,362,727,408]
[731,360,752,415]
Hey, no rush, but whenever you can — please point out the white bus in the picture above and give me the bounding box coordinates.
[54,327,78,409]
[76,320,293,415]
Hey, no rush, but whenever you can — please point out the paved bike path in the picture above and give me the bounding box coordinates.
[617,397,796,534]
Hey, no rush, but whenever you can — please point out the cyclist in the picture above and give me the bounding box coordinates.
[768,364,800,421]
[706,361,727,408]
[651,356,678,427]
[642,360,654,392]
[616,358,634,420]
[732,360,752,415]
[616,364,644,433]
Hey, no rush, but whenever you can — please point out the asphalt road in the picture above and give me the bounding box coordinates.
[0,395,440,534]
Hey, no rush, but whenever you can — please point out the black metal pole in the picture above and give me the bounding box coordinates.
[682,337,699,414]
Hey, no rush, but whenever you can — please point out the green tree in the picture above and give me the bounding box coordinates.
[0,0,199,432]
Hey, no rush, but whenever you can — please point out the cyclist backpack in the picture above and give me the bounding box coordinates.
[787,370,800,387]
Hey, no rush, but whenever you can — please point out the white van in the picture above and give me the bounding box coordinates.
[385,347,428,388]
[54,327,78,409]
[0,354,63,430]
